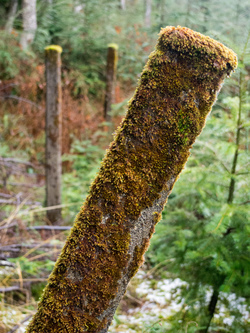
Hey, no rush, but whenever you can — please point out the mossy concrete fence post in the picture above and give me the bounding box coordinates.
[45,45,63,225]
[104,43,118,121]
[26,27,237,333]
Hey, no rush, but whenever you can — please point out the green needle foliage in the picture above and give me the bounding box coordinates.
[147,39,250,332]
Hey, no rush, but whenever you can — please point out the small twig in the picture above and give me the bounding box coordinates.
[0,260,15,267]
[125,291,143,305]
[0,83,18,91]
[142,320,162,333]
[0,198,42,206]
[207,180,229,188]
[0,158,36,167]
[240,200,250,205]
[0,181,41,188]
[195,140,231,173]
[0,95,43,110]
[236,171,250,175]
[0,191,40,206]
[185,321,198,333]
[12,278,48,282]
[28,225,71,231]
[0,221,18,231]
[7,314,33,333]
[16,261,23,289]
[145,258,174,277]
[0,193,13,198]
[28,249,61,261]
[0,197,31,241]
[29,202,80,213]
[0,286,21,292]
[0,243,63,251]
[22,231,68,258]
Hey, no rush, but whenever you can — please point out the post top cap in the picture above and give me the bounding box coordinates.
[45,45,63,53]
[108,43,119,50]
[158,26,237,72]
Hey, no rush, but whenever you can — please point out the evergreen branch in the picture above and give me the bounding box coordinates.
[207,180,229,188]
[145,258,174,277]
[227,71,243,204]
[196,142,231,174]
[240,30,250,62]
[204,190,219,202]
[185,321,198,333]
[213,213,227,232]
[236,171,250,175]
[239,200,250,205]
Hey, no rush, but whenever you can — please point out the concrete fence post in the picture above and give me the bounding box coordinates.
[26,27,237,333]
[104,43,118,121]
[45,45,63,225]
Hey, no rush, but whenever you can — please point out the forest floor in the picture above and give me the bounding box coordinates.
[0,120,249,332]
[0,161,249,332]
[1,264,249,333]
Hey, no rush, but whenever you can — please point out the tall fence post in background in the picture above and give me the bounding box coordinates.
[104,43,118,121]
[45,45,63,225]
[26,27,237,333]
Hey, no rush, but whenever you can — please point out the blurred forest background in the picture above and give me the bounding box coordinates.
[0,0,249,332]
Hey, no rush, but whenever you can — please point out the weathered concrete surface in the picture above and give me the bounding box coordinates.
[26,26,237,333]
[45,45,63,224]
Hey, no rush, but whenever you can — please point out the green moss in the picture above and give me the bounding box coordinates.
[45,45,63,53]
[45,45,62,64]
[108,43,119,50]
[26,26,237,333]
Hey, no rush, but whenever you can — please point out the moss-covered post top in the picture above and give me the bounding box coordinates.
[45,45,63,63]
[104,43,119,120]
[157,26,237,73]
[107,43,119,67]
[108,43,119,50]
[107,43,118,68]
[45,45,63,53]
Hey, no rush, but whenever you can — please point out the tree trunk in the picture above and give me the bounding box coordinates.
[20,0,37,50]
[45,45,63,225]
[25,27,237,333]
[120,0,126,10]
[198,288,220,333]
[104,44,118,121]
[145,0,152,28]
[227,70,243,204]
[5,0,18,33]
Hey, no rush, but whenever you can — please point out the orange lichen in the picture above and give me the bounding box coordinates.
[26,26,237,333]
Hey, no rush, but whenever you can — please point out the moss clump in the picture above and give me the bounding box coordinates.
[26,26,237,333]
[107,43,119,50]
[45,45,63,53]
[45,45,62,65]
